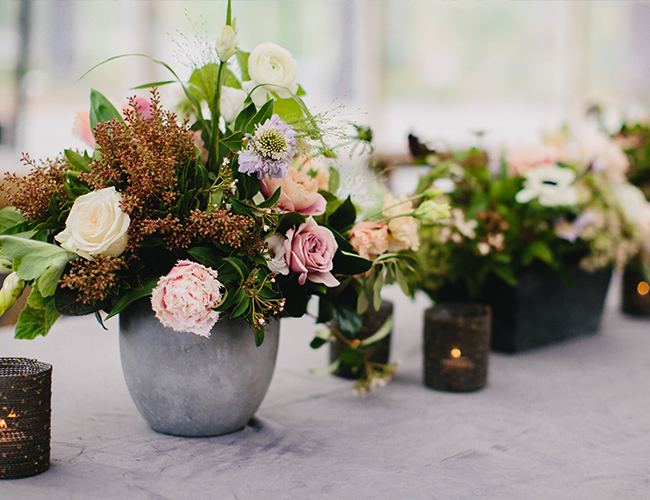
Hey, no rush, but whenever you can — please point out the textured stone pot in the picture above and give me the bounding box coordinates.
[119,299,280,437]
[329,301,392,380]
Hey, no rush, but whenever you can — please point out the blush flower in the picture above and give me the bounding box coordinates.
[284,217,339,287]
[150,260,223,337]
[73,110,95,149]
[238,114,297,179]
[349,221,388,261]
[260,166,326,215]
[264,233,290,275]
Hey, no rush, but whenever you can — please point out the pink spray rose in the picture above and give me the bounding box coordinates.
[261,166,327,216]
[284,217,339,287]
[349,221,388,261]
[72,110,96,149]
[123,96,153,120]
[151,260,223,337]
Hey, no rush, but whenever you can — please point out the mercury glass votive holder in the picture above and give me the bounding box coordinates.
[0,358,52,479]
[423,303,491,392]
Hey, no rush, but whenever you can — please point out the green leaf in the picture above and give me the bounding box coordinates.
[254,327,265,348]
[187,247,223,270]
[0,236,75,297]
[234,102,257,133]
[360,315,393,346]
[372,269,384,311]
[105,278,159,320]
[89,89,123,131]
[309,359,341,376]
[64,149,91,173]
[130,80,176,90]
[247,100,274,134]
[230,296,250,318]
[273,97,303,122]
[277,212,306,234]
[0,207,27,235]
[395,267,411,296]
[338,346,366,366]
[327,196,357,232]
[189,63,220,108]
[328,167,340,194]
[492,266,518,287]
[527,240,554,265]
[356,290,370,315]
[235,50,251,81]
[223,257,249,278]
[14,288,61,339]
[258,187,281,209]
[333,250,372,276]
[220,131,243,152]
[54,285,109,316]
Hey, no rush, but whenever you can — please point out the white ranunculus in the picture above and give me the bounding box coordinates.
[515,165,578,207]
[215,23,238,62]
[55,187,130,260]
[613,182,650,236]
[220,86,247,124]
[247,42,300,104]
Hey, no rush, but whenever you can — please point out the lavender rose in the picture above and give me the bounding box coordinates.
[151,260,223,337]
[284,217,339,287]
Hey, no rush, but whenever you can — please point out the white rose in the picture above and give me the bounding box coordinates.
[246,42,300,105]
[220,86,247,124]
[55,187,130,260]
[215,23,238,62]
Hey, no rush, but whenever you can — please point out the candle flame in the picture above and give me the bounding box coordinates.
[0,420,6,429]
[450,348,462,358]
[7,411,16,418]
[638,281,650,296]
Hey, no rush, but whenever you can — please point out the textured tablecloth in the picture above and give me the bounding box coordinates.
[0,280,649,499]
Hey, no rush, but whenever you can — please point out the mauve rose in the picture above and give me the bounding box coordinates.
[349,221,388,261]
[261,167,326,216]
[150,260,223,337]
[284,217,339,287]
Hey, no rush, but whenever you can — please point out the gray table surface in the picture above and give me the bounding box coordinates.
[0,278,649,500]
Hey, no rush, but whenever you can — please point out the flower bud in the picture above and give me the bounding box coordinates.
[413,199,451,224]
[216,22,238,62]
[0,273,25,317]
[423,188,443,199]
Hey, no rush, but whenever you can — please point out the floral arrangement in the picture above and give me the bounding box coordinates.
[409,126,643,302]
[0,1,390,347]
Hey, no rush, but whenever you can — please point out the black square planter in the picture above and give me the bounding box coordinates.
[475,267,612,353]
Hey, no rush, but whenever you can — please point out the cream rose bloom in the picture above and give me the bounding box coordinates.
[260,167,326,216]
[245,42,300,106]
[382,194,420,252]
[55,187,130,260]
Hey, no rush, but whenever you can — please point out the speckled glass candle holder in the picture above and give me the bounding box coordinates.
[622,264,650,316]
[330,301,393,380]
[423,304,491,392]
[0,358,52,479]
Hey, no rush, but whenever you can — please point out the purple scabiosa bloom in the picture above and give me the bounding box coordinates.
[238,114,297,179]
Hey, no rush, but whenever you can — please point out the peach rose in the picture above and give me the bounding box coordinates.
[505,145,558,176]
[261,167,326,216]
[151,260,223,337]
[382,194,420,252]
[284,217,339,287]
[349,221,388,261]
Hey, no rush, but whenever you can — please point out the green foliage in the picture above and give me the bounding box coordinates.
[89,89,123,131]
[14,288,60,339]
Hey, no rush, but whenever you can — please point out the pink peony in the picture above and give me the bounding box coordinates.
[151,260,223,337]
[284,217,339,287]
[72,110,96,149]
[260,166,327,216]
[349,221,388,261]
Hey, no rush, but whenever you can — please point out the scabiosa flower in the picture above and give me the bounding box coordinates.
[238,114,297,179]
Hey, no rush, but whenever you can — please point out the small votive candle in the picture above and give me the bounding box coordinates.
[0,358,52,479]
[423,303,491,392]
[622,264,650,316]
